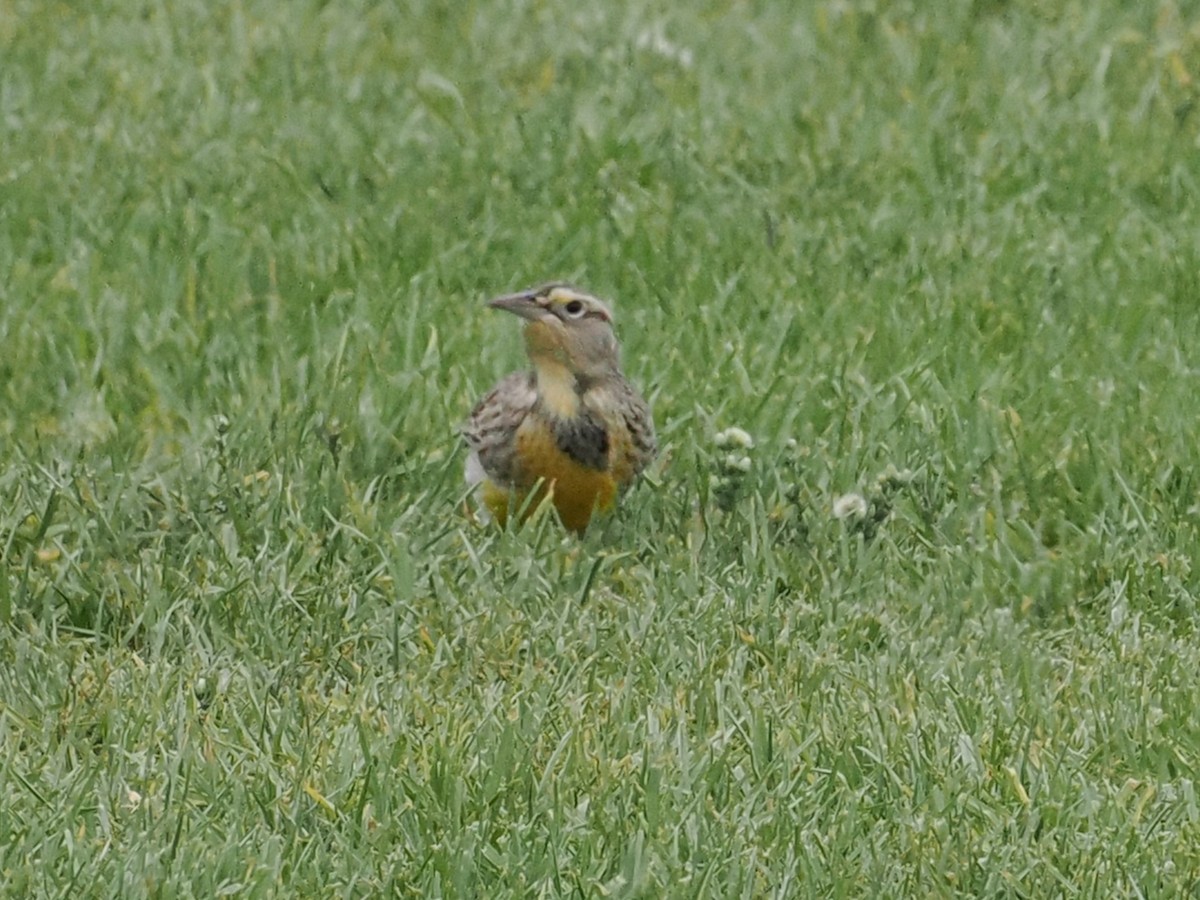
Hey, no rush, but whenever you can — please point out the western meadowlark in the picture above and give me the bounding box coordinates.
[463,283,657,534]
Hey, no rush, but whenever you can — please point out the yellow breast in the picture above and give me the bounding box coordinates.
[482,416,617,534]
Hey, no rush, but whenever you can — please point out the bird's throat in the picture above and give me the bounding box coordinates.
[533,358,581,419]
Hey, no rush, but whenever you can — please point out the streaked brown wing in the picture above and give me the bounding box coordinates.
[462,371,537,486]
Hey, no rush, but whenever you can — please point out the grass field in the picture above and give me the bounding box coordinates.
[3,0,1200,895]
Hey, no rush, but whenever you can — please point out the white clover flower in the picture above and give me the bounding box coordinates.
[714,427,754,449]
[876,464,916,486]
[832,492,869,520]
[724,454,752,473]
[634,26,695,68]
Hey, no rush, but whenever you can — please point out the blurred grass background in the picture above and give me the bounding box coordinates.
[3,0,1200,895]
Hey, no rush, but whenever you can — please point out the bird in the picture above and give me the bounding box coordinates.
[462,282,657,535]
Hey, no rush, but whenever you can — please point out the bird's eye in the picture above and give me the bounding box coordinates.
[564,300,586,318]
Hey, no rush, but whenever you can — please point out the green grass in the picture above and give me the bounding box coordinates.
[3,0,1200,895]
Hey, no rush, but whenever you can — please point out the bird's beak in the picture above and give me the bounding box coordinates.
[488,291,545,321]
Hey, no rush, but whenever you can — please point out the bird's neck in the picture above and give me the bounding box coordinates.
[532,357,582,418]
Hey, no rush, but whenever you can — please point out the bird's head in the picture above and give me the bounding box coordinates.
[488,283,621,383]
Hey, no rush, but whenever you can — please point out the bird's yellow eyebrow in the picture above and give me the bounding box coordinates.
[546,287,588,305]
[543,287,613,322]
